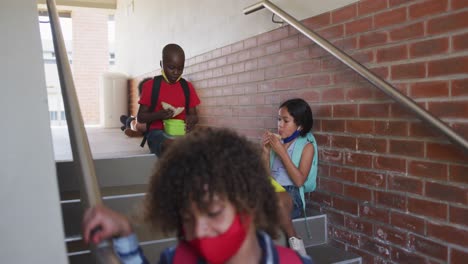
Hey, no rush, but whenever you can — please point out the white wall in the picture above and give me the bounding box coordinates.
[115,0,358,76]
[0,0,68,263]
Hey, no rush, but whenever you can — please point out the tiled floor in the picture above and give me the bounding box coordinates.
[51,126,151,161]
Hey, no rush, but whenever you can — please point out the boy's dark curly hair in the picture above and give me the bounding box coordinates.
[143,127,280,239]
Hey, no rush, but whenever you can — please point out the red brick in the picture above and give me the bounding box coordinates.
[376,44,408,62]
[360,236,392,259]
[308,74,331,87]
[345,17,373,36]
[331,4,357,24]
[333,37,358,50]
[356,170,386,188]
[408,234,448,261]
[450,164,468,184]
[333,104,358,118]
[317,24,344,39]
[409,122,443,138]
[359,103,390,118]
[453,32,468,52]
[344,185,372,201]
[375,121,408,137]
[243,36,257,49]
[345,216,373,236]
[320,149,344,164]
[332,226,360,245]
[329,166,355,182]
[324,208,345,226]
[451,249,468,264]
[427,142,468,163]
[375,225,407,246]
[410,37,449,58]
[427,10,468,35]
[312,105,332,118]
[450,205,468,227]
[451,122,468,142]
[392,211,426,235]
[409,160,448,181]
[333,70,360,84]
[375,191,406,210]
[391,247,427,263]
[410,81,449,98]
[452,78,468,96]
[360,204,389,223]
[375,7,407,28]
[345,87,373,100]
[427,100,468,122]
[357,138,387,153]
[427,221,468,246]
[309,191,332,206]
[408,197,448,220]
[374,156,406,172]
[303,12,331,29]
[347,247,375,264]
[452,0,468,9]
[409,0,448,19]
[322,119,345,132]
[358,0,388,16]
[391,62,426,80]
[389,175,423,194]
[280,36,298,51]
[344,152,373,168]
[390,22,424,41]
[333,196,358,215]
[351,50,374,64]
[321,88,345,102]
[426,181,466,204]
[359,31,388,48]
[389,139,424,157]
[322,56,346,71]
[319,177,344,194]
[257,27,289,45]
[428,56,468,77]
[346,120,374,134]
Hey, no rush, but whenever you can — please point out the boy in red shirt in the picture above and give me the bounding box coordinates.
[137,44,200,156]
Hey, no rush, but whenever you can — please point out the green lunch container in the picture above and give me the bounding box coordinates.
[164,119,186,136]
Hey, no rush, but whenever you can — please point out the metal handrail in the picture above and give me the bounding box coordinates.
[46,0,121,262]
[244,0,468,152]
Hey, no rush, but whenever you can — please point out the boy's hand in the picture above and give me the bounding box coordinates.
[157,109,174,120]
[186,114,198,132]
[82,205,132,245]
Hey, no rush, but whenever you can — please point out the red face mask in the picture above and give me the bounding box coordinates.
[186,214,251,264]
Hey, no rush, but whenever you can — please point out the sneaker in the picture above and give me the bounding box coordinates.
[288,236,307,256]
[120,115,128,125]
[124,128,143,138]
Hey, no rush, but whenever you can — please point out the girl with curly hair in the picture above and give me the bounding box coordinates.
[82,127,312,263]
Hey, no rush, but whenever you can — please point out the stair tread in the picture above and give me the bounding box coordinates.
[306,244,361,264]
[60,184,148,201]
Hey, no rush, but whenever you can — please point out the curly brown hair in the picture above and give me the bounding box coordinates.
[143,127,279,239]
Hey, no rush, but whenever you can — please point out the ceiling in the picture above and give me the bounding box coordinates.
[37,0,116,9]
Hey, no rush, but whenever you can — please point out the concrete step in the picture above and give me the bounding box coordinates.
[61,184,156,237]
[306,244,362,264]
[56,155,156,192]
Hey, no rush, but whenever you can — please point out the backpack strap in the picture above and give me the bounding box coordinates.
[140,75,163,147]
[173,242,199,264]
[179,78,190,114]
[276,245,303,263]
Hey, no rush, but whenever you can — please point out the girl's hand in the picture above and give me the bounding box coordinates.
[82,205,132,245]
[268,132,286,155]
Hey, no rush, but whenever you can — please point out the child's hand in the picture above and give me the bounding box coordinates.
[157,109,174,120]
[82,205,132,245]
[186,114,198,132]
[267,132,286,155]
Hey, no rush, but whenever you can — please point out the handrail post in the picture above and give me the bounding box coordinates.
[46,0,121,262]
[244,0,468,152]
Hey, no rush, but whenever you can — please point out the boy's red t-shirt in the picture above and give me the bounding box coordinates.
[138,79,200,131]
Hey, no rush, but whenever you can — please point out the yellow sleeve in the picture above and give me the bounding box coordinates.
[270,177,286,192]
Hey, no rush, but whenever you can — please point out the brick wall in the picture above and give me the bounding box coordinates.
[131,0,467,263]
[72,7,109,124]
